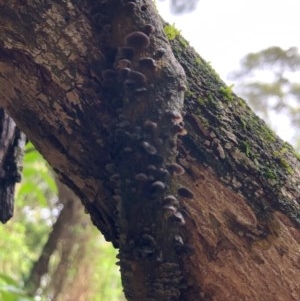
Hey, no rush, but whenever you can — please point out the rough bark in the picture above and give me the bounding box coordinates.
[0,108,25,222]
[0,1,299,301]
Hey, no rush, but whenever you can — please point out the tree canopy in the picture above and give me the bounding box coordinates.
[159,0,200,14]
[230,46,300,148]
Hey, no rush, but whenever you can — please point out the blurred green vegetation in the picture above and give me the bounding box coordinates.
[0,143,124,301]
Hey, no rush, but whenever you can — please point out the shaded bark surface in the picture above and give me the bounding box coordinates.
[0,108,25,222]
[0,1,299,300]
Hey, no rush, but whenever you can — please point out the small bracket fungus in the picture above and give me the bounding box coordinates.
[125,31,150,49]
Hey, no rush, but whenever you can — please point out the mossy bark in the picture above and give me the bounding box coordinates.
[0,1,299,300]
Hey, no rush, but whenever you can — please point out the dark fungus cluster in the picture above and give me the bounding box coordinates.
[102,30,153,96]
[102,18,193,266]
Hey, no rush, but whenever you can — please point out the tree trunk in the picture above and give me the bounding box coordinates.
[0,1,299,300]
[0,108,25,222]
[25,180,86,297]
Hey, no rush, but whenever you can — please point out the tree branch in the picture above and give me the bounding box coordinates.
[0,1,299,300]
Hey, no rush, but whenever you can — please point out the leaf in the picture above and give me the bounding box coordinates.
[0,273,34,301]
[0,273,18,286]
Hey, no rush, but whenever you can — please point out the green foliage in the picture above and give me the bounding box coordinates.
[219,84,235,101]
[0,273,34,301]
[273,145,293,174]
[88,235,124,301]
[0,143,124,301]
[17,142,57,207]
[0,144,56,297]
[241,140,252,157]
[164,23,181,40]
[234,47,300,72]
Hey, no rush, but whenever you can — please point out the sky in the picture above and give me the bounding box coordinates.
[157,0,300,142]
[157,0,300,79]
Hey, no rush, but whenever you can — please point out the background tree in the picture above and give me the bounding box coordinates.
[0,1,299,301]
[158,0,200,14]
[229,46,300,148]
